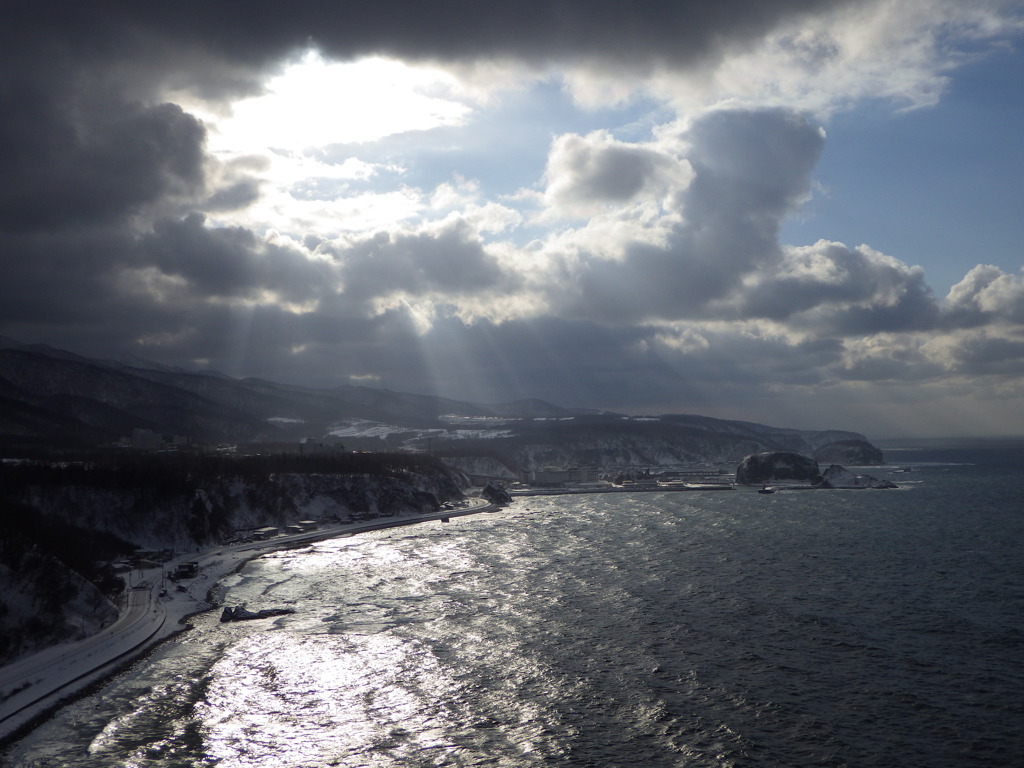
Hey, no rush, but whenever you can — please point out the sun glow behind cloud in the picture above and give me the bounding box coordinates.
[190,52,486,237]
[203,52,474,152]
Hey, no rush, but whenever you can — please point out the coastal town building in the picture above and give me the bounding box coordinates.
[520,466,602,487]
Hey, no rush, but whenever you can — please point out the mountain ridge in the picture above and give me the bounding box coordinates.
[0,339,883,466]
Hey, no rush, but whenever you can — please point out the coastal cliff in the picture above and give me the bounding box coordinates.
[435,416,884,476]
[0,454,465,665]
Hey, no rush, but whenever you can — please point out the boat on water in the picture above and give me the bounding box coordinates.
[758,483,775,494]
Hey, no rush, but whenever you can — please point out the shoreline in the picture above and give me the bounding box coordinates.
[0,499,495,746]
[510,483,734,496]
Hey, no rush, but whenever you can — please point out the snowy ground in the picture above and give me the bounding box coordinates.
[0,499,493,743]
[327,417,514,442]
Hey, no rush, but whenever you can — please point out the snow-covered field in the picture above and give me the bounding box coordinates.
[328,418,513,443]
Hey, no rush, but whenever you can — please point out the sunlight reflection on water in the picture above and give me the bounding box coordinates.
[199,634,421,766]
[195,531,576,767]
[4,461,1023,767]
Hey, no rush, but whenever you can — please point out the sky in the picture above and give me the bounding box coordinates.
[1,1,1023,439]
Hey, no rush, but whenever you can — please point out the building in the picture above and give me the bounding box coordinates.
[170,561,199,580]
[522,466,602,487]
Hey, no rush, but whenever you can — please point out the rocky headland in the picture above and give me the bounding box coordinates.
[736,451,897,489]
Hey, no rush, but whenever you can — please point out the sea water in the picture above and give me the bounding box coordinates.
[3,442,1023,767]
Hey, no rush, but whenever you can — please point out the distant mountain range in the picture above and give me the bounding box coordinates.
[0,337,884,467]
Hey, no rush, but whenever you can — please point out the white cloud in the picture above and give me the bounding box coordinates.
[541,130,693,219]
[430,176,481,211]
[735,240,932,325]
[945,264,1024,321]
[559,0,1022,117]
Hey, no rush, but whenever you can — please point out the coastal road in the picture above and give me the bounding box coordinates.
[0,582,167,739]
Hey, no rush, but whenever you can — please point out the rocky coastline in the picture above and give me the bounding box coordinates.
[736,451,898,489]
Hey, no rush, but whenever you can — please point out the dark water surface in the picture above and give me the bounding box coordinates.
[4,446,1023,766]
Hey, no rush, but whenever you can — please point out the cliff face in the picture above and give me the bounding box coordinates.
[441,456,518,480]
[0,460,465,664]
[0,499,125,665]
[11,470,464,552]
[435,416,883,474]
[0,543,118,665]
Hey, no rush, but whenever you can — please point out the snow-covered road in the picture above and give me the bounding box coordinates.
[0,583,168,739]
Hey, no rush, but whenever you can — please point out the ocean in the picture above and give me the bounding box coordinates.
[3,442,1023,767]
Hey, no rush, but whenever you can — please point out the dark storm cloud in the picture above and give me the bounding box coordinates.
[2,0,859,231]
[818,273,941,335]
[354,314,848,413]
[5,2,860,75]
[316,314,694,410]
[274,313,843,413]
[0,100,206,233]
[144,302,459,389]
[0,228,136,325]
[140,213,334,302]
[0,211,334,360]
[0,225,200,359]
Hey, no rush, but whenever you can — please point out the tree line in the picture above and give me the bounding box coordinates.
[0,449,458,495]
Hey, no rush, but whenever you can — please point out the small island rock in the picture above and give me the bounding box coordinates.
[735,451,821,485]
[220,605,295,622]
[481,482,513,506]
